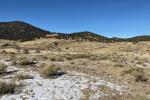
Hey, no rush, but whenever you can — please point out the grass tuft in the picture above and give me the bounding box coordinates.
[0,80,17,95]
[0,62,7,74]
[41,64,60,77]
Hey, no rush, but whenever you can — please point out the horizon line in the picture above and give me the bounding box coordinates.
[0,20,150,38]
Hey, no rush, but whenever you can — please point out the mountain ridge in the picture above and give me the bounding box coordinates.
[0,21,50,41]
[0,21,149,42]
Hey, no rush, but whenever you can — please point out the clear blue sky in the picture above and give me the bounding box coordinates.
[0,0,150,38]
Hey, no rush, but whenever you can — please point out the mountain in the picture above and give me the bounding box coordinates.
[127,35,150,42]
[0,21,149,42]
[68,31,108,42]
[55,31,109,42]
[0,21,108,42]
[0,21,50,41]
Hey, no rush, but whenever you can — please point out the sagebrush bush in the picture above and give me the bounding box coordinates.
[50,57,64,62]
[5,56,14,62]
[18,57,34,65]
[22,49,29,54]
[114,64,124,67]
[12,59,17,65]
[123,67,144,75]
[73,54,92,59]
[18,59,30,65]
[122,67,148,82]
[57,58,64,62]
[134,74,148,82]
[0,81,17,95]
[1,50,7,54]
[50,58,56,61]
[66,57,73,60]
[42,55,48,59]
[35,49,41,53]
[41,64,60,77]
[15,74,33,81]
[0,63,7,74]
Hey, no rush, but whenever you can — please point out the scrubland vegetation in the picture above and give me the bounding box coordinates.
[0,80,17,95]
[0,38,149,100]
[0,62,7,74]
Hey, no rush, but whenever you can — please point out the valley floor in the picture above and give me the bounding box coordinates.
[0,39,150,100]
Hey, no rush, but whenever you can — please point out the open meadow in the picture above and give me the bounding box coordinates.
[0,38,149,100]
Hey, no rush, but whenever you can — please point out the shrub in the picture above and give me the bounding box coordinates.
[70,62,75,65]
[57,58,64,62]
[123,67,144,75]
[74,54,92,59]
[114,64,124,67]
[12,59,17,65]
[41,64,60,77]
[0,81,17,95]
[16,47,21,54]
[50,58,64,62]
[82,62,87,65]
[0,63,7,74]
[5,56,15,62]
[66,57,73,60]
[90,56,98,61]
[66,47,69,50]
[54,42,58,45]
[1,50,7,54]
[50,58,56,61]
[15,74,33,81]
[18,59,30,65]
[134,74,148,82]
[7,52,15,55]
[122,67,148,82]
[35,49,41,53]
[18,57,35,66]
[42,55,48,59]
[90,55,109,61]
[133,40,139,44]
[22,49,29,54]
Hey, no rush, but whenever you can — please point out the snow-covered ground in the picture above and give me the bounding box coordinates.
[0,60,129,100]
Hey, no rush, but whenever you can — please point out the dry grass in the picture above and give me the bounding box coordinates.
[0,62,7,74]
[41,64,60,77]
[17,56,35,66]
[50,57,64,62]
[1,39,150,99]
[15,74,34,81]
[0,80,17,95]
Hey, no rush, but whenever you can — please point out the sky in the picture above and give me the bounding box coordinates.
[0,0,150,38]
